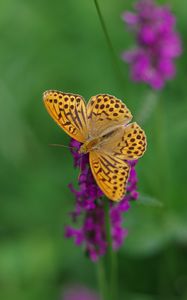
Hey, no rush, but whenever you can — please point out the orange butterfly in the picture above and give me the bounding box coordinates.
[43,90,146,201]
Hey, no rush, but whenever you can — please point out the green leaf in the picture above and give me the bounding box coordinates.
[138,193,164,208]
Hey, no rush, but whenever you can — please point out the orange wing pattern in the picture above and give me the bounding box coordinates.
[89,151,130,201]
[43,90,88,143]
[114,122,147,160]
[100,122,147,161]
[87,94,132,138]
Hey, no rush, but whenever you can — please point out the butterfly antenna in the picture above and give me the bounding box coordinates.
[49,143,75,150]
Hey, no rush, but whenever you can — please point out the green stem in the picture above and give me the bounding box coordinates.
[104,199,118,300]
[96,258,108,300]
[93,0,124,88]
[154,96,175,298]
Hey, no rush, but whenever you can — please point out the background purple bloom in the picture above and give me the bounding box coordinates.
[122,0,182,89]
[62,285,99,300]
[65,139,139,261]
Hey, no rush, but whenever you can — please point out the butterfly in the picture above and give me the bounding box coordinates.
[43,90,146,201]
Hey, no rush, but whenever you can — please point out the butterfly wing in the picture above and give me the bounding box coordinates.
[89,150,130,201]
[43,90,88,142]
[100,122,147,160]
[87,94,132,138]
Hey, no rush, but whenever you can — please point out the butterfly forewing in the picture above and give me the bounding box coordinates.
[43,90,88,143]
[89,151,130,201]
[87,94,132,138]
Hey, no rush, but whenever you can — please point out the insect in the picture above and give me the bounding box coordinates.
[43,90,147,201]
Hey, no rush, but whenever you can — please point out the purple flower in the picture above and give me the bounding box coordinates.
[65,139,139,261]
[62,285,99,300]
[122,0,182,89]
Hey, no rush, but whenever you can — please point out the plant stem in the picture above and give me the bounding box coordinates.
[96,257,108,300]
[154,95,175,298]
[93,0,125,88]
[104,199,118,300]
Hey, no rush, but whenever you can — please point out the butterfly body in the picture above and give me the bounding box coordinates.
[79,128,119,154]
[79,137,101,154]
[43,90,147,201]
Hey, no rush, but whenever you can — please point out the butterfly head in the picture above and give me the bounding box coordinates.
[79,143,88,154]
[79,138,101,154]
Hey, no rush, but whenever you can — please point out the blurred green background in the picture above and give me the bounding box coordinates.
[0,0,187,299]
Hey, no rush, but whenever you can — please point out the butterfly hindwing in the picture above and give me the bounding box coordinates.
[89,150,130,201]
[87,94,132,138]
[100,122,147,160]
[115,122,147,160]
[43,90,88,142]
